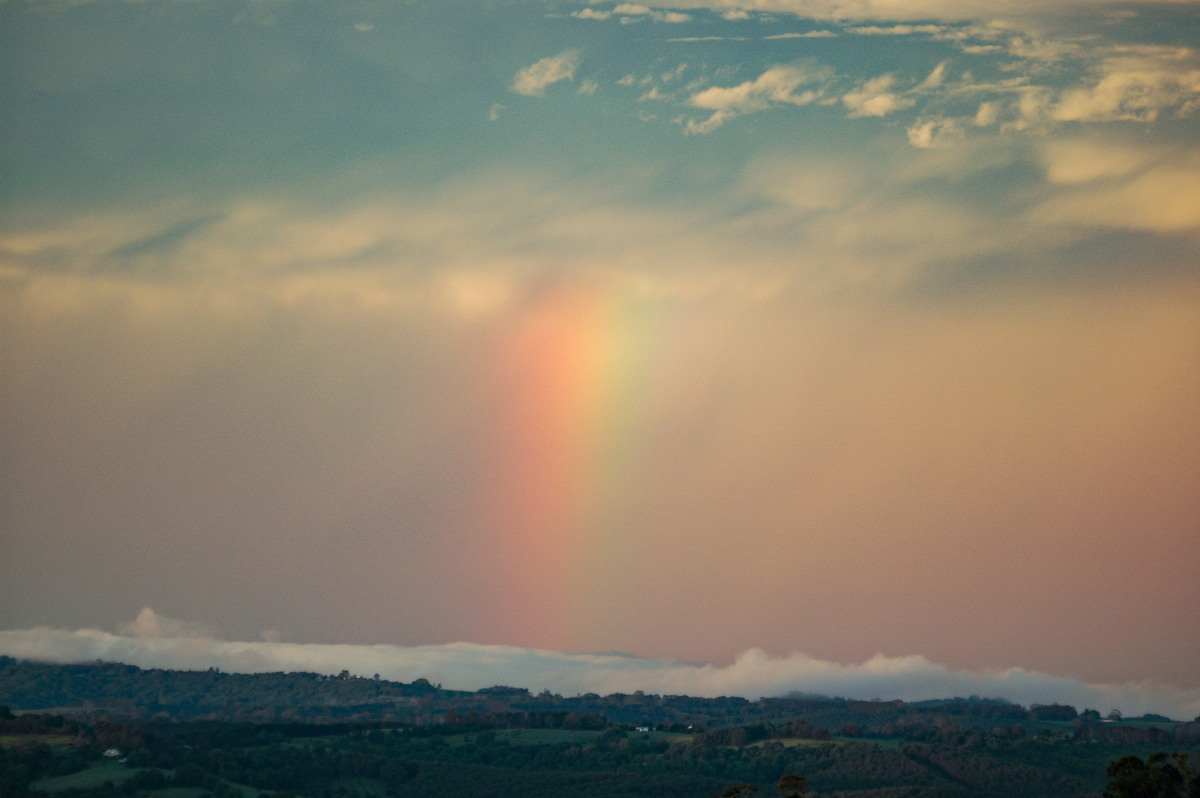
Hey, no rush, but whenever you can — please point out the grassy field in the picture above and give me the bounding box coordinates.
[334,777,390,797]
[31,762,136,792]
[747,737,847,749]
[31,763,265,797]
[0,734,77,748]
[486,728,690,746]
[447,728,605,746]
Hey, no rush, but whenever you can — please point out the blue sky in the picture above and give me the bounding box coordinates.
[2,0,1198,703]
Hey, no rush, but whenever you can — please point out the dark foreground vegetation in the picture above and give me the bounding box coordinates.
[2,657,1198,798]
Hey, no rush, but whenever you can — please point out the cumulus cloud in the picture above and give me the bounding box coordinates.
[685,64,828,133]
[1051,49,1200,122]
[906,117,963,147]
[974,100,1000,126]
[2,611,1198,718]
[511,50,582,96]
[119,607,217,640]
[842,74,915,117]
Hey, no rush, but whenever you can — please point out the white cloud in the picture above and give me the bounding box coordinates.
[602,0,1198,24]
[848,24,946,35]
[685,64,828,133]
[2,612,1198,718]
[119,607,217,640]
[1038,138,1149,184]
[842,74,915,117]
[595,3,693,22]
[974,100,1000,126]
[918,61,948,89]
[765,30,838,39]
[906,117,963,147]
[511,50,582,96]
[1032,141,1200,232]
[1051,49,1200,122]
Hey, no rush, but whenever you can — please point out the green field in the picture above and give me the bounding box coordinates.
[31,762,137,792]
[0,734,76,748]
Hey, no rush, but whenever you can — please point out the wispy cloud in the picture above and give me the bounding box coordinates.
[848,24,946,35]
[617,0,1197,24]
[765,31,839,39]
[2,610,1197,718]
[511,50,582,96]
[574,4,693,23]
[685,63,829,133]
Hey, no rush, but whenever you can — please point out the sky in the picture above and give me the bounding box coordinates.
[1,0,1199,713]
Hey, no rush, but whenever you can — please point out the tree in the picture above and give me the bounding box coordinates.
[777,773,807,797]
[1104,752,1199,798]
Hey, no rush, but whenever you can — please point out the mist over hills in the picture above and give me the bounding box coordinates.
[2,611,1198,720]
[2,656,1197,734]
[4,655,1200,798]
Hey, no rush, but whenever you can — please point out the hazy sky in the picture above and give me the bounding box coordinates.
[2,0,1198,702]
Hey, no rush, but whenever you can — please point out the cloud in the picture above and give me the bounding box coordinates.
[907,117,963,147]
[577,4,693,23]
[765,31,839,39]
[974,100,1000,126]
[1032,140,1200,232]
[918,61,948,90]
[607,0,1198,24]
[1051,49,1200,122]
[842,74,915,117]
[2,613,1198,718]
[685,64,828,133]
[848,24,946,35]
[1038,138,1149,184]
[510,50,582,96]
[613,3,693,22]
[119,607,217,640]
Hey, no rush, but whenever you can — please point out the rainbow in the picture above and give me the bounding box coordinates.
[470,279,671,651]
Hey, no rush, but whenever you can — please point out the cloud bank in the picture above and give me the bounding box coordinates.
[2,610,1197,719]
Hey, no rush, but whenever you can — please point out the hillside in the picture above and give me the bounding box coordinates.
[2,657,1199,798]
